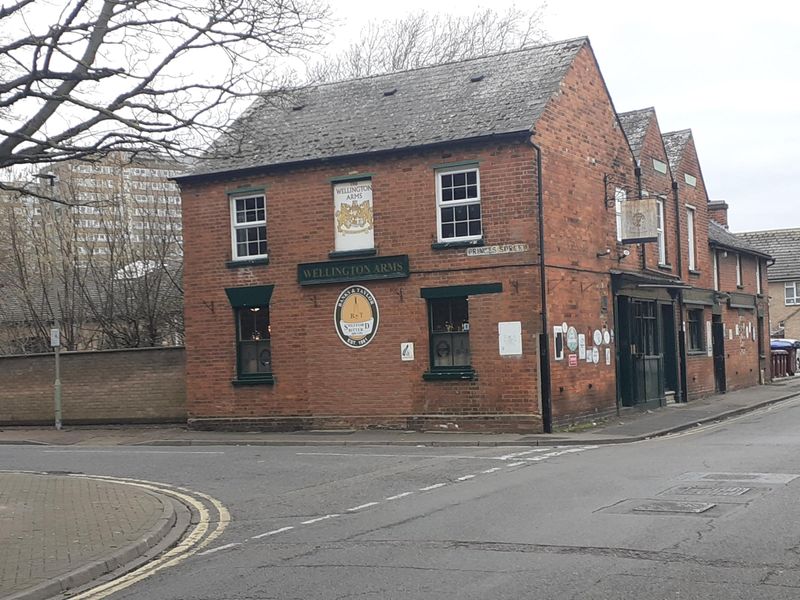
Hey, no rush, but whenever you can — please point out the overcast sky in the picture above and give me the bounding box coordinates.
[327,0,799,233]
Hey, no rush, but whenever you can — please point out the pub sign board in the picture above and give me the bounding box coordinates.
[298,255,409,286]
[620,198,659,244]
[335,285,379,348]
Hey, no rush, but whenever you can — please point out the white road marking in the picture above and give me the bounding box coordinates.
[482,467,503,474]
[456,474,476,481]
[346,502,380,512]
[507,462,525,467]
[253,526,295,539]
[297,452,518,461]
[419,483,447,491]
[197,543,240,556]
[496,448,552,460]
[301,514,340,525]
[385,492,415,500]
[41,450,225,454]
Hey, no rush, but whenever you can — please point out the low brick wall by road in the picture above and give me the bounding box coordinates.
[0,347,186,425]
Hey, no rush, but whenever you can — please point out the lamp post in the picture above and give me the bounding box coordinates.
[35,173,62,430]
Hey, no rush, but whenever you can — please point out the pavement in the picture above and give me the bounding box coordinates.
[2,376,800,600]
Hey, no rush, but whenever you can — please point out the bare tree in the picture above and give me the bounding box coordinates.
[0,0,329,175]
[0,156,184,354]
[307,6,548,82]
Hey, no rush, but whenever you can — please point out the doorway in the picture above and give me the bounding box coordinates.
[712,314,726,393]
[617,297,665,407]
[660,303,678,398]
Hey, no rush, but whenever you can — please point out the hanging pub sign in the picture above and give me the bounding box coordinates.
[334,285,379,348]
[334,179,374,252]
[620,198,659,244]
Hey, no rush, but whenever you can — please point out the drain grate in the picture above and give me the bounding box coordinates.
[633,500,716,514]
[671,486,751,497]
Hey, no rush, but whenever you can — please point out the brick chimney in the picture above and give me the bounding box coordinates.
[708,200,729,228]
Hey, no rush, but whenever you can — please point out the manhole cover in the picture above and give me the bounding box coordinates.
[634,501,716,514]
[671,486,751,497]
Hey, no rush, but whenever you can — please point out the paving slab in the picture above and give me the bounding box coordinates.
[0,473,175,600]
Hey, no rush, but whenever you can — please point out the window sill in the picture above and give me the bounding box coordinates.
[737,285,745,290]
[423,368,476,381]
[431,239,484,250]
[688,269,701,277]
[226,257,269,268]
[328,248,377,259]
[232,375,275,386]
[657,263,672,270]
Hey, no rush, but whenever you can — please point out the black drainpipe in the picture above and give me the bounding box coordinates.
[635,165,646,270]
[530,138,553,433]
[672,179,687,403]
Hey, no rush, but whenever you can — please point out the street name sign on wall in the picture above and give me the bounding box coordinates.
[298,255,409,285]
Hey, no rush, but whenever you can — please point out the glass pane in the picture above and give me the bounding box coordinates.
[451,332,471,366]
[467,184,478,198]
[442,223,455,238]
[466,171,477,185]
[236,229,246,242]
[468,204,480,219]
[442,188,453,202]
[441,174,452,188]
[453,187,467,201]
[430,299,451,332]
[468,221,481,236]
[257,340,271,373]
[455,222,468,237]
[245,197,255,210]
[237,242,248,257]
[259,241,267,255]
[248,241,259,255]
[240,341,258,374]
[452,172,466,186]
[454,205,467,220]
[441,206,454,221]
[432,333,454,367]
[450,298,469,330]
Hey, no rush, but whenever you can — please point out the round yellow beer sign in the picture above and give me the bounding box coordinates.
[334,285,379,348]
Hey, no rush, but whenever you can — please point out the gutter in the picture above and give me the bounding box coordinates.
[529,137,553,433]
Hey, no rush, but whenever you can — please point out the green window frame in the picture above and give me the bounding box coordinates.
[226,285,275,384]
[420,283,501,380]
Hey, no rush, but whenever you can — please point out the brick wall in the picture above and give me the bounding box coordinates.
[534,45,635,423]
[768,281,800,338]
[181,138,544,432]
[0,347,186,425]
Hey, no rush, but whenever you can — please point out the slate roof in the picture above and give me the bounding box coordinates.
[182,37,589,179]
[738,228,800,280]
[662,129,692,172]
[708,220,771,260]
[617,107,655,160]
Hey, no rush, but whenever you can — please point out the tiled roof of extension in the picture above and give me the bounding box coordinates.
[738,228,800,280]
[662,129,692,172]
[617,107,654,160]
[708,220,771,260]
[183,37,589,179]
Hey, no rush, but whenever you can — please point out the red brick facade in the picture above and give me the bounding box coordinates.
[178,40,769,432]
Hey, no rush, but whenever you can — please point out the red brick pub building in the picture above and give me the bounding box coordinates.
[176,37,771,433]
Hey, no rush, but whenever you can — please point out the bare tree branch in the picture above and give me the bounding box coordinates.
[307,6,547,83]
[0,0,329,170]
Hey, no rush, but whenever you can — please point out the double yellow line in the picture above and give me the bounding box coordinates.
[67,474,230,600]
